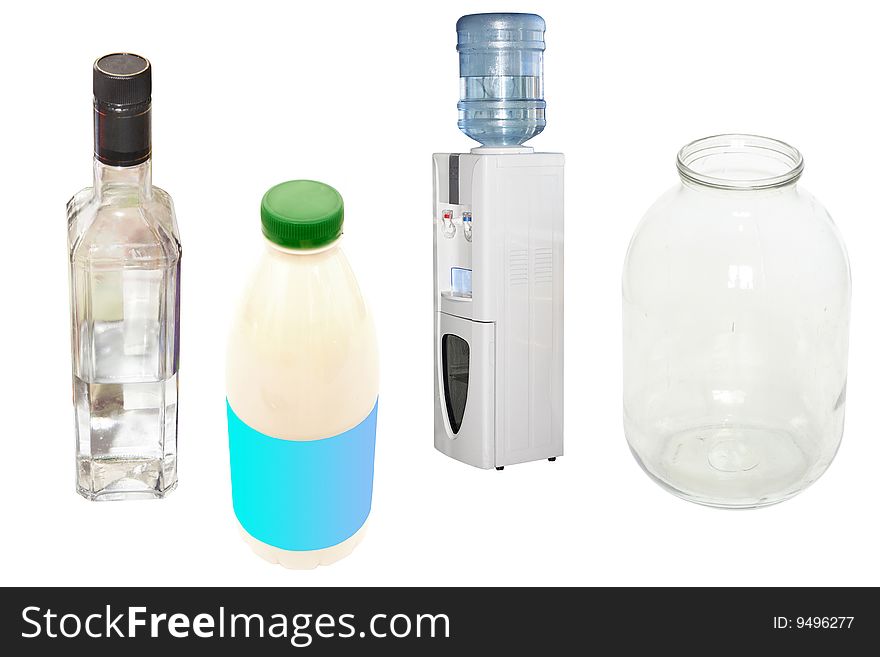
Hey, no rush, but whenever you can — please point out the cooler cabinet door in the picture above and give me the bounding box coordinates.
[434,311,496,468]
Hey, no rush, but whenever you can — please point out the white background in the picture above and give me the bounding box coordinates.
[1,0,878,587]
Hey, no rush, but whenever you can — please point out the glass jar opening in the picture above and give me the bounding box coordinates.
[677,134,804,191]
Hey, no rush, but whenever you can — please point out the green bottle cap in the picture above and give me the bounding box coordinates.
[260,180,344,249]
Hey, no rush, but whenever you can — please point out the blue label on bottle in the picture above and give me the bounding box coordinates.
[227,400,378,552]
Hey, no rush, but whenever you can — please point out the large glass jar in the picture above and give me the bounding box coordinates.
[623,134,850,508]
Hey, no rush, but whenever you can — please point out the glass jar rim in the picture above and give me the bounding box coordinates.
[676,134,804,191]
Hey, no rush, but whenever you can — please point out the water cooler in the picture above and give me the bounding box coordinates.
[433,13,564,469]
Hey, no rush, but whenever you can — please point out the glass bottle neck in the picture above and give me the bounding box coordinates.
[93,158,152,200]
[676,134,804,194]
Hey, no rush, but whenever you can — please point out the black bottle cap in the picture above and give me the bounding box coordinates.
[92,53,152,166]
[93,53,151,108]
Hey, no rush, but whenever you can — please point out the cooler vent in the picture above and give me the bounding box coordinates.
[509,248,528,286]
[535,248,553,284]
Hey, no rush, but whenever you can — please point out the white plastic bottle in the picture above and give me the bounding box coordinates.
[226,180,379,568]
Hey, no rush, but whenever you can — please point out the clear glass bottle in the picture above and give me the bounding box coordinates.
[68,54,181,500]
[623,134,850,508]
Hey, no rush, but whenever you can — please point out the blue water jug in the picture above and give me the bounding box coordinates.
[457,13,546,147]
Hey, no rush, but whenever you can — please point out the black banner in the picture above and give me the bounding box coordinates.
[0,587,873,654]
